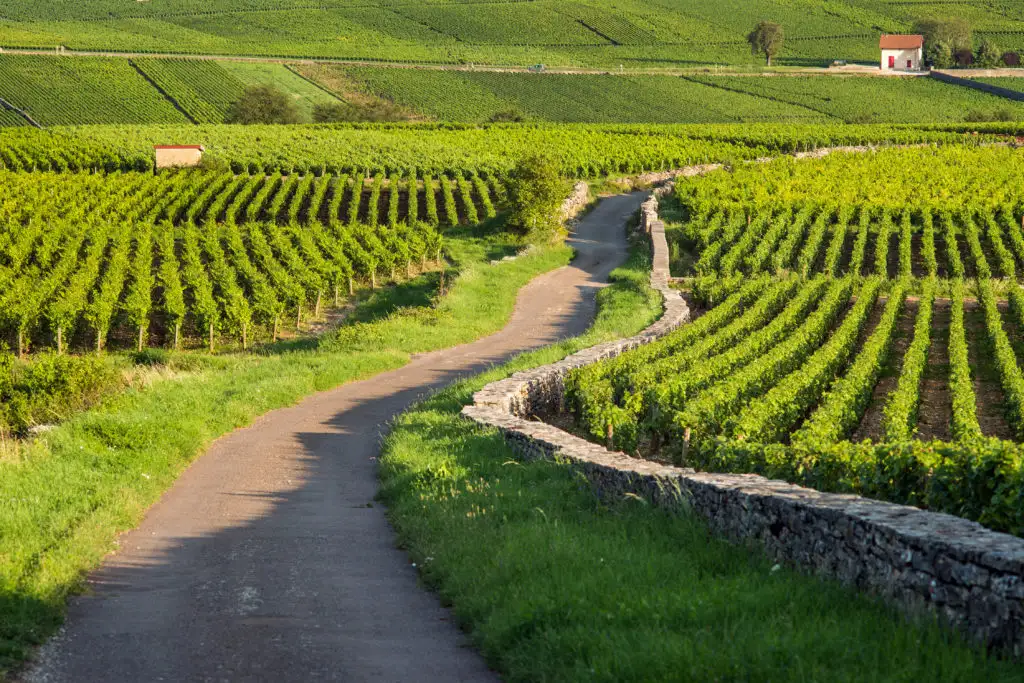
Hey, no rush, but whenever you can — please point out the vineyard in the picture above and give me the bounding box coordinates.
[0,168,504,355]
[687,75,1024,123]
[566,146,1024,536]
[0,121,1009,178]
[3,0,1024,67]
[0,55,188,126]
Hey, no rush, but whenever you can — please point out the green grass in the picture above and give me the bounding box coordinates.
[378,240,1024,682]
[218,61,342,120]
[0,228,571,675]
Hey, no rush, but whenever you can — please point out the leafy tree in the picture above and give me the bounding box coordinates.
[976,39,1002,68]
[747,21,784,67]
[1004,51,1021,67]
[508,153,570,244]
[926,40,955,68]
[226,85,301,125]
[914,17,972,53]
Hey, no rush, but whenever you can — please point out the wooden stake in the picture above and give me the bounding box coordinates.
[348,276,354,296]
[242,323,248,350]
[56,326,63,355]
[296,304,302,330]
[605,422,614,450]
[17,330,24,359]
[137,325,145,352]
[209,323,215,353]
[174,323,180,350]
[315,291,322,318]
[273,317,279,342]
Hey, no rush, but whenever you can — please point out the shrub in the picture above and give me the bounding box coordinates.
[1003,51,1021,67]
[975,40,1002,68]
[226,85,302,125]
[507,153,570,244]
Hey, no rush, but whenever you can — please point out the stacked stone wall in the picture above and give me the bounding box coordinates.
[463,184,1024,656]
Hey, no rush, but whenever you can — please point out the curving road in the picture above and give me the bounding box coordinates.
[24,192,643,683]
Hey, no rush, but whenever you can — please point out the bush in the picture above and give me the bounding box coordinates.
[226,85,302,125]
[976,40,1002,68]
[0,351,120,436]
[507,153,570,244]
[1003,51,1021,67]
[926,40,955,68]
[954,47,974,67]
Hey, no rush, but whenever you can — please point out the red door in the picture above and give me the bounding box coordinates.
[888,55,895,68]
[907,59,913,69]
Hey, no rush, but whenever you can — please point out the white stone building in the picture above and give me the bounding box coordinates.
[880,34,924,71]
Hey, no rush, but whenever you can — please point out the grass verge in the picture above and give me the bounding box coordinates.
[0,231,572,675]
[379,242,1023,682]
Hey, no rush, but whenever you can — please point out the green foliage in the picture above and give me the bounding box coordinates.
[507,153,569,243]
[747,21,784,66]
[226,84,302,125]
[0,350,119,436]
[976,39,1003,68]
[914,17,973,54]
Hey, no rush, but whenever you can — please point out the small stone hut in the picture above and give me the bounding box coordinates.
[880,34,924,71]
[154,145,205,170]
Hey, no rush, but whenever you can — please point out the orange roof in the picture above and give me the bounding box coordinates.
[880,34,924,50]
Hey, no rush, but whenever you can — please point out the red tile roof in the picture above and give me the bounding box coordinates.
[880,34,924,50]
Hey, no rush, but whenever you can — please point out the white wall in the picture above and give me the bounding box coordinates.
[881,48,922,71]
[155,148,203,169]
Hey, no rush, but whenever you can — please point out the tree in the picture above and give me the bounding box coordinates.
[747,21,784,67]
[913,17,972,54]
[1003,51,1021,67]
[975,39,1002,68]
[926,40,955,68]
[507,154,570,244]
[226,85,301,125]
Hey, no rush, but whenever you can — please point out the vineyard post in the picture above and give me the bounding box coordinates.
[273,317,279,342]
[208,323,214,353]
[137,325,145,352]
[677,428,692,467]
[96,330,102,353]
[348,276,354,296]
[334,284,340,307]
[174,323,180,350]
[56,326,63,355]
[296,304,302,330]
[17,330,24,358]
[242,323,248,351]
[315,291,322,319]
[605,422,614,450]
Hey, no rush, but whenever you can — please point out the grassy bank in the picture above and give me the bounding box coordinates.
[0,229,572,674]
[378,244,1023,681]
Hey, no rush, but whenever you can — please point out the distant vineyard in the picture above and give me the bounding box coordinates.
[0,55,188,126]
[341,67,830,124]
[0,168,504,354]
[686,75,1024,124]
[1,0,1014,67]
[132,58,246,124]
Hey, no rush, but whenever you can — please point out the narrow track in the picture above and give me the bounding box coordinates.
[23,193,642,682]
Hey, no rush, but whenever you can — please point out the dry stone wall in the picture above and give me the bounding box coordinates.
[463,185,1024,656]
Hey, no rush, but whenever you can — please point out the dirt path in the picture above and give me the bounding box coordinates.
[23,194,642,683]
[917,299,952,442]
[851,298,917,442]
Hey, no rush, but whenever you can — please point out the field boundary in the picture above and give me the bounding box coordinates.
[462,183,1024,657]
[931,70,1024,103]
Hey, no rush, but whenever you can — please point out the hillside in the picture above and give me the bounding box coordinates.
[3,0,1024,67]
